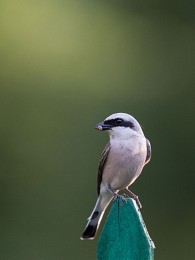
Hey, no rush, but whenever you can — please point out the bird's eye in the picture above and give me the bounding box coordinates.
[115,119,122,125]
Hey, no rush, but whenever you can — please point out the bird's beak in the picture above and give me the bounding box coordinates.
[95,121,111,131]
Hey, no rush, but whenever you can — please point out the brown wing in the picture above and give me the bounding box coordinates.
[97,142,111,195]
[145,138,152,164]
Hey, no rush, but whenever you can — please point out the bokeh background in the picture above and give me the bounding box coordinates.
[0,1,195,259]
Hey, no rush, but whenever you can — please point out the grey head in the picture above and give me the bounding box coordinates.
[95,113,145,139]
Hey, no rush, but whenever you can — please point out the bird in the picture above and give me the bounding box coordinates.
[80,112,151,240]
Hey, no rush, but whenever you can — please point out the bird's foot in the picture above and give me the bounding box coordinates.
[113,193,127,203]
[124,188,142,210]
[132,195,142,210]
[106,185,127,204]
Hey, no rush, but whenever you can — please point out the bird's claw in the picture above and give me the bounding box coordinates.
[133,195,142,210]
[113,194,128,203]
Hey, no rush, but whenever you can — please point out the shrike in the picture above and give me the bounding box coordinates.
[80,113,151,240]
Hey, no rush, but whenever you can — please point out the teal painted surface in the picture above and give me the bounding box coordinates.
[97,198,155,260]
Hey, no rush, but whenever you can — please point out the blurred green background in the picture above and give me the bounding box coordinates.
[0,1,195,259]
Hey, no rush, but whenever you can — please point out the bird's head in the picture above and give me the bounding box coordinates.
[95,113,144,139]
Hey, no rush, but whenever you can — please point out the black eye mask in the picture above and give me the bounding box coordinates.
[104,118,134,128]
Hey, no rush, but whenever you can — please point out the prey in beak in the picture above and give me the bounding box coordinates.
[95,121,111,131]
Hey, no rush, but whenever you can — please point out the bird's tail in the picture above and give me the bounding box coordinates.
[80,192,114,240]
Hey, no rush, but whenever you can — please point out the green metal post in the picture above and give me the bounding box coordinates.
[97,198,155,260]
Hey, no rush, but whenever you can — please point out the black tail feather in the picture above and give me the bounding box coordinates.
[81,224,97,240]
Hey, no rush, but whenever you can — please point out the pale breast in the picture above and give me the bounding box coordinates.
[101,137,147,191]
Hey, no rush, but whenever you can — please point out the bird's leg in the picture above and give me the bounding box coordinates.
[124,188,142,210]
[106,184,127,202]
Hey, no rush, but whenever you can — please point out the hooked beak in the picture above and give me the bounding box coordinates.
[95,121,111,131]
